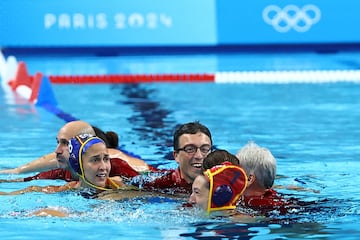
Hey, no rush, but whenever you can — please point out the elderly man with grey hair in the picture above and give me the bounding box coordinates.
[236,141,287,213]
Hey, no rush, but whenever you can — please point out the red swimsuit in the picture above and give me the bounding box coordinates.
[239,189,300,215]
[23,157,142,182]
[131,168,192,194]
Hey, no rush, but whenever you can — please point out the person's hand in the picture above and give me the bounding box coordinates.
[0,178,24,183]
[0,169,20,174]
[30,208,68,217]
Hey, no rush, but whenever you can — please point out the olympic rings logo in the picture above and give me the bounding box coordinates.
[262,4,321,33]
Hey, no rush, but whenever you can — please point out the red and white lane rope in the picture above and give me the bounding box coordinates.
[214,70,360,83]
[48,70,360,84]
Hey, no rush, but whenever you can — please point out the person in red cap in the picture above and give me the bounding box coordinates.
[188,161,247,214]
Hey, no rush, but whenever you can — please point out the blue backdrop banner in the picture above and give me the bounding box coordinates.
[0,0,359,47]
[0,0,216,47]
[217,0,360,44]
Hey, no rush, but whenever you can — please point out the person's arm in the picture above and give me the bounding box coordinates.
[0,177,24,183]
[0,152,58,174]
[30,208,68,217]
[0,169,74,183]
[108,148,150,173]
[0,181,79,195]
[273,184,320,193]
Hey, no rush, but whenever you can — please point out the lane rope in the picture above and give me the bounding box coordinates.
[47,70,360,84]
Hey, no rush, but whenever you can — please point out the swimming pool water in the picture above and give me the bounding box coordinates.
[1,52,360,239]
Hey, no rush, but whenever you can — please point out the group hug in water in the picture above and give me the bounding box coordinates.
[0,120,314,219]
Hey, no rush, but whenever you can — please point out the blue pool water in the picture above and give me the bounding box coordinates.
[1,51,360,239]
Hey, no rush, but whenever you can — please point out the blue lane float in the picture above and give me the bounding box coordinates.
[0,56,78,123]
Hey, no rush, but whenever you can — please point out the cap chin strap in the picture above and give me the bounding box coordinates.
[77,137,120,191]
[78,174,120,191]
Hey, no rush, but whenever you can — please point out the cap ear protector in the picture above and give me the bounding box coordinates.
[68,134,104,176]
[204,162,247,213]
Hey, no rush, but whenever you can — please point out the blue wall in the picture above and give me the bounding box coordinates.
[0,0,359,49]
[0,0,216,47]
[217,0,360,44]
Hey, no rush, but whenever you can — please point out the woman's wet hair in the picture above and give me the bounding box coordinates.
[92,125,119,148]
[105,131,119,148]
[202,149,239,171]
